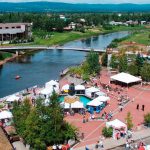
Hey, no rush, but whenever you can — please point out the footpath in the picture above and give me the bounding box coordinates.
[73,128,150,150]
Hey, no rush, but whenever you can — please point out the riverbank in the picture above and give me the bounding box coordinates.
[0,53,18,66]
[1,26,145,48]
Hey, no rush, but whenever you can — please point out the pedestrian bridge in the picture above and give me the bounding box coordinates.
[0,46,106,53]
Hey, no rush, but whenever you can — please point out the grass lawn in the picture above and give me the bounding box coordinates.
[121,30,150,45]
[0,52,12,60]
[33,29,102,46]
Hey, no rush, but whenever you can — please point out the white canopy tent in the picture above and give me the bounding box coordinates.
[6,95,20,102]
[60,102,70,109]
[61,84,69,92]
[71,101,84,108]
[40,87,53,95]
[85,87,100,98]
[75,85,85,90]
[106,119,127,130]
[95,91,107,97]
[93,96,110,102]
[61,101,84,109]
[110,72,142,84]
[45,80,59,93]
[45,80,59,87]
[0,111,13,119]
[87,99,103,107]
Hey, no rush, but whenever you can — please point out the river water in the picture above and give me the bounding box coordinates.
[0,31,129,97]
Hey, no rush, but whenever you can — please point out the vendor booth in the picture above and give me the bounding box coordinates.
[6,95,20,102]
[40,87,53,98]
[75,85,85,94]
[61,84,69,93]
[0,111,13,120]
[106,119,127,140]
[110,72,142,86]
[92,96,110,108]
[94,91,107,98]
[87,99,103,113]
[85,87,100,98]
[45,80,59,93]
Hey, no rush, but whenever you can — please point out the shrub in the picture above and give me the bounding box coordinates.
[144,113,150,127]
[102,127,113,137]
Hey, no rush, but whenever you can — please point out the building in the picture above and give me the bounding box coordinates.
[0,127,13,150]
[0,23,32,42]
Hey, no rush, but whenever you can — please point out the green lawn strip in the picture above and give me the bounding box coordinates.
[0,52,12,60]
[121,30,150,45]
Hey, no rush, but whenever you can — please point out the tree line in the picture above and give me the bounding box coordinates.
[0,13,150,32]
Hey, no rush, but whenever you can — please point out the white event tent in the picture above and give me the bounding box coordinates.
[87,99,103,107]
[75,85,85,94]
[110,72,142,84]
[75,85,85,90]
[95,91,107,97]
[61,84,69,92]
[61,101,84,109]
[93,96,110,102]
[0,110,13,119]
[106,119,127,131]
[71,101,84,108]
[6,95,20,102]
[45,80,59,93]
[40,87,53,96]
[85,87,100,98]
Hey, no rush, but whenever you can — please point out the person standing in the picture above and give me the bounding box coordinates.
[136,104,139,110]
[142,105,145,111]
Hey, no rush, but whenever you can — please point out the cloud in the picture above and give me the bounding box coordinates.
[0,0,150,4]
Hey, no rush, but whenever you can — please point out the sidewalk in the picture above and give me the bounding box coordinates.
[73,128,150,150]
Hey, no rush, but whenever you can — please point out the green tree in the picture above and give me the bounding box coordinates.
[118,54,128,72]
[125,112,133,130]
[109,54,118,69]
[140,62,150,82]
[135,53,144,75]
[86,50,101,75]
[102,127,113,137]
[12,92,77,149]
[128,63,138,76]
[144,113,150,127]
[12,98,31,137]
[101,53,108,67]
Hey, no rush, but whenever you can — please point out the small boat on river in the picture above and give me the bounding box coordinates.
[15,75,21,80]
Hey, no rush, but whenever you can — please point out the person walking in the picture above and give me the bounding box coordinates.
[142,105,145,111]
[136,104,139,110]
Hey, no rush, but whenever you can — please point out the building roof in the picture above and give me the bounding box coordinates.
[110,72,142,84]
[0,23,31,28]
[0,28,25,34]
[0,127,13,150]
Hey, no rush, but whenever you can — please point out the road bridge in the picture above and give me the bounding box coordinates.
[0,46,106,53]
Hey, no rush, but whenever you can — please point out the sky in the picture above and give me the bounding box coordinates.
[1,0,150,4]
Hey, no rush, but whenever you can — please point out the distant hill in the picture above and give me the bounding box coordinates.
[0,2,150,12]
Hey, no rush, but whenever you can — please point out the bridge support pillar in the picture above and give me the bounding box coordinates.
[16,51,19,56]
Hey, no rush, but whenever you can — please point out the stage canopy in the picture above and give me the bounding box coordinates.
[110,72,142,84]
[106,119,127,130]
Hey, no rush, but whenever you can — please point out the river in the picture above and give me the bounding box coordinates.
[0,31,129,98]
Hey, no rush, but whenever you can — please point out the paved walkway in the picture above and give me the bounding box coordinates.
[73,128,150,150]
[12,141,29,150]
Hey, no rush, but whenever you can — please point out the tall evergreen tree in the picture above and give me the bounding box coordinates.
[86,50,101,75]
